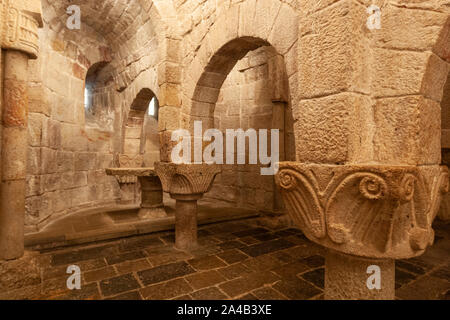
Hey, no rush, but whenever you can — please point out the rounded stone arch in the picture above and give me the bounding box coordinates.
[175,1,298,212]
[180,0,299,130]
[42,0,182,102]
[121,87,161,167]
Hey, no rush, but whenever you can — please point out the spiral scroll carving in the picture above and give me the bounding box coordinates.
[359,175,387,200]
[277,170,298,191]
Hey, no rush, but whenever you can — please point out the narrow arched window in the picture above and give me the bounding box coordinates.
[84,61,109,125]
[148,96,159,119]
[84,85,92,110]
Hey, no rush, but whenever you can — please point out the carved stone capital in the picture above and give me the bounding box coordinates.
[154,162,221,198]
[105,167,157,185]
[1,0,43,59]
[275,162,449,259]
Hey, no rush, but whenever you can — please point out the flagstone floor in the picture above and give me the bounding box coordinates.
[4,216,450,300]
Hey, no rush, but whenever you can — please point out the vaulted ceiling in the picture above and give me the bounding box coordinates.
[41,0,155,47]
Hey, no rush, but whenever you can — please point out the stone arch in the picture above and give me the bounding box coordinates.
[190,37,271,128]
[84,61,113,127]
[122,88,160,167]
[179,0,298,131]
[177,1,298,212]
[41,0,182,99]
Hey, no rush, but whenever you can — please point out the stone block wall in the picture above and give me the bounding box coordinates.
[17,0,449,230]
[24,1,161,232]
[204,46,295,211]
[122,88,160,167]
[143,116,160,167]
[25,26,120,232]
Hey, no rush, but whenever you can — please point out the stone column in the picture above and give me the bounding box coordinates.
[138,176,165,219]
[269,53,288,215]
[172,194,202,250]
[288,0,450,300]
[325,250,395,300]
[155,163,221,250]
[275,163,449,300]
[0,50,29,260]
[0,0,43,261]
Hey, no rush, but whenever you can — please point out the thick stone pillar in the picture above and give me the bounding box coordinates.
[0,50,29,260]
[155,163,221,250]
[138,175,165,219]
[0,0,43,261]
[325,250,395,300]
[172,194,202,250]
[275,163,449,300]
[288,0,450,300]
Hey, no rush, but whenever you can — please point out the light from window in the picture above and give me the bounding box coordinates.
[84,87,90,109]
[148,97,156,116]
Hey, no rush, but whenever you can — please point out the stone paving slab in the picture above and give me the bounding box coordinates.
[2,217,449,300]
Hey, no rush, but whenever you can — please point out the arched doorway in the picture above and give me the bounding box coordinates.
[188,37,295,217]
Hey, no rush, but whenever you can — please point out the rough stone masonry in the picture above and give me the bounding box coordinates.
[0,0,449,300]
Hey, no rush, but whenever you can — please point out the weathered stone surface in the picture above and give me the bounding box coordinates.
[0,251,41,292]
[155,163,221,196]
[99,274,140,297]
[0,0,448,302]
[325,250,395,300]
[275,162,449,259]
[0,0,43,58]
[137,261,196,286]
[105,167,157,177]
[3,217,450,300]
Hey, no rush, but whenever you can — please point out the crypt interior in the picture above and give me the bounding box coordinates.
[0,0,449,300]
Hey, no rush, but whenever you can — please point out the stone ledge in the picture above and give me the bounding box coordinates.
[25,205,259,251]
[105,168,158,177]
